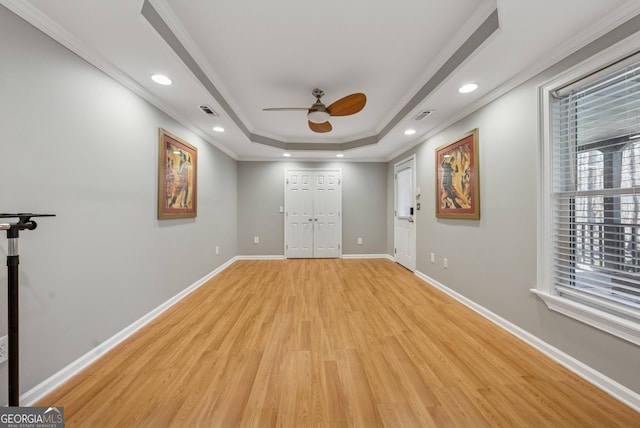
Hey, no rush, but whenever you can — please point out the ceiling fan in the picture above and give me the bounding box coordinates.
[262,88,366,133]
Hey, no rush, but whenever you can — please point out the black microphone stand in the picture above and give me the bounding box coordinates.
[0,213,55,406]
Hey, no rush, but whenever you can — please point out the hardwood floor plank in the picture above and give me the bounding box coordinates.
[37,259,639,427]
[433,386,492,428]
[335,349,382,427]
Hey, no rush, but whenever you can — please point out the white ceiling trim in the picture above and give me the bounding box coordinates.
[379,0,498,129]
[385,0,640,162]
[141,0,499,152]
[0,0,240,160]
[5,0,640,162]
[148,0,251,128]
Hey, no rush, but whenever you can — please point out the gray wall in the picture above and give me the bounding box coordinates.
[238,161,387,256]
[387,16,640,393]
[0,6,237,402]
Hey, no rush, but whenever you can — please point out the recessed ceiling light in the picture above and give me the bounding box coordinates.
[404,129,416,136]
[458,83,478,94]
[213,126,225,133]
[151,74,172,85]
[336,154,344,158]
[283,153,291,157]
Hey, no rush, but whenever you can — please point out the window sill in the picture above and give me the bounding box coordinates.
[530,289,640,347]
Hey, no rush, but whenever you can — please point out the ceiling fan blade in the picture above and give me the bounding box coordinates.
[327,93,366,116]
[308,121,332,133]
[262,107,309,111]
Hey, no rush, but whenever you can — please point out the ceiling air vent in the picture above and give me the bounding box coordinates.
[413,110,433,121]
[198,104,219,116]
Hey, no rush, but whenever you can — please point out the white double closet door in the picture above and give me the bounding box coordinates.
[285,169,342,258]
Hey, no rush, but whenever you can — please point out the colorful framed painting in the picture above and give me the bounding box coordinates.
[435,128,480,219]
[158,128,197,219]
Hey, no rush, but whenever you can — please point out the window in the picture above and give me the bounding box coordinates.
[396,166,413,218]
[536,50,640,345]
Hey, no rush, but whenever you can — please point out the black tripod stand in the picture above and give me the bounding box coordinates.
[0,213,54,406]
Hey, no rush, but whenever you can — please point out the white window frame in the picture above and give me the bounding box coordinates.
[533,33,640,347]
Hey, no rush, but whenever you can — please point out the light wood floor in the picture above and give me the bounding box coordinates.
[39,259,639,427]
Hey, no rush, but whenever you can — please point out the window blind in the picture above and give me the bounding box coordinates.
[551,54,640,317]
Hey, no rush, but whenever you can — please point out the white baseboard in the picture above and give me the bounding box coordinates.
[21,256,239,406]
[414,270,640,413]
[235,255,285,260]
[341,254,393,260]
[235,254,393,260]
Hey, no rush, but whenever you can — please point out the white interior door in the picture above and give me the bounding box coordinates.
[394,157,416,271]
[286,171,314,258]
[313,171,341,258]
[286,169,341,258]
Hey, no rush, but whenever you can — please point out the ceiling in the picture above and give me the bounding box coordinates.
[3,0,639,161]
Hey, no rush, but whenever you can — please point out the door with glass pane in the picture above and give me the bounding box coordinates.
[394,157,416,271]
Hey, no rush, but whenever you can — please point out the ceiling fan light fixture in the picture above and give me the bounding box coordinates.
[307,109,330,123]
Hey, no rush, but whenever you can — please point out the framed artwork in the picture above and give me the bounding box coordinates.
[435,128,480,219]
[158,128,197,219]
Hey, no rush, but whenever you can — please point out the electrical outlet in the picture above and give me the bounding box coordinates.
[253,236,260,244]
[430,252,435,263]
[215,246,220,255]
[0,336,8,364]
[357,237,363,245]
[443,258,448,269]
